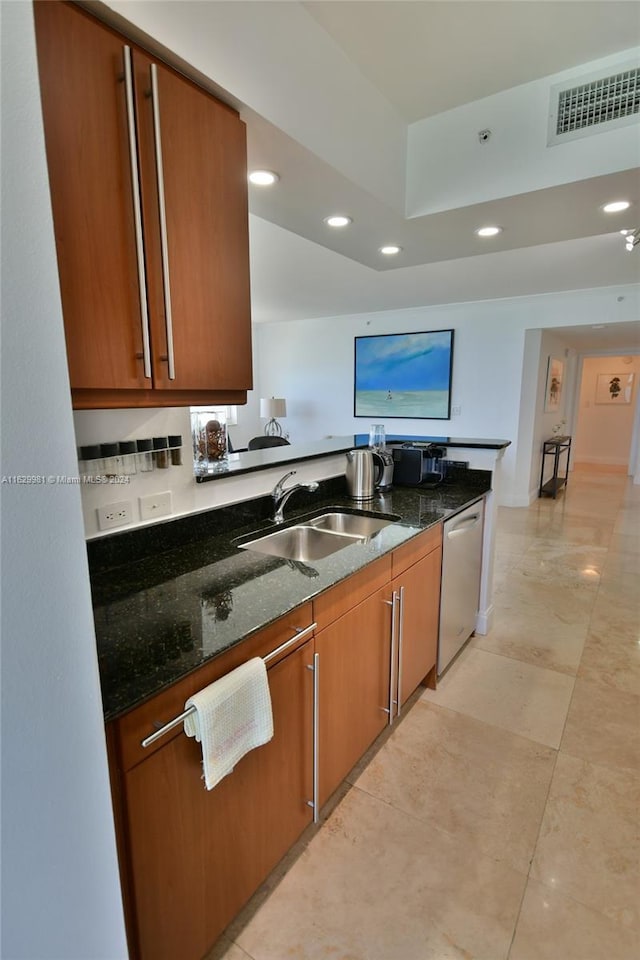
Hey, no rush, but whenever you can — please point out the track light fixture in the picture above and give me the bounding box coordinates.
[620,228,640,252]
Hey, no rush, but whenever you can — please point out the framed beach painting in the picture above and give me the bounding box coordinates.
[595,372,635,404]
[544,356,564,413]
[354,329,454,419]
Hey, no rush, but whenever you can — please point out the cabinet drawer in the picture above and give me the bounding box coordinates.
[312,555,391,632]
[113,602,313,772]
[391,523,442,578]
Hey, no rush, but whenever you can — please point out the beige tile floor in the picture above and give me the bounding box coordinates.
[213,469,640,960]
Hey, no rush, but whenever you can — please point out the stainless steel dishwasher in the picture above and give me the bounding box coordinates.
[438,498,485,675]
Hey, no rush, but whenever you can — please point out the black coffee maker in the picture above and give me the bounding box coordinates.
[392,443,448,487]
[422,444,447,486]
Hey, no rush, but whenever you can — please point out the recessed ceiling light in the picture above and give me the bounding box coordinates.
[379,245,402,255]
[248,170,279,186]
[475,225,502,237]
[602,200,630,213]
[324,215,352,228]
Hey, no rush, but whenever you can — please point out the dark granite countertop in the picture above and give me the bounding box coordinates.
[90,471,492,722]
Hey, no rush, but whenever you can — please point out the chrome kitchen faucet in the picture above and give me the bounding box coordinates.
[272,471,319,523]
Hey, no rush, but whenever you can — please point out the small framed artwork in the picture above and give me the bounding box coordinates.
[595,372,635,404]
[544,357,564,412]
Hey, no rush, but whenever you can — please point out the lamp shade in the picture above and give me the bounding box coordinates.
[260,397,286,419]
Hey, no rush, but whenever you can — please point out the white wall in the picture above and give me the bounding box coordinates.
[407,47,640,216]
[0,4,128,956]
[72,285,638,534]
[573,355,640,466]
[255,286,639,507]
[631,384,640,484]
[526,331,579,501]
[511,329,543,503]
[73,405,345,538]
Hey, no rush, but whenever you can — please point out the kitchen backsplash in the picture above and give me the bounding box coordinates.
[73,407,345,539]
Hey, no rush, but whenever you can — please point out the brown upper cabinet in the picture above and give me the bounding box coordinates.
[34,1,253,409]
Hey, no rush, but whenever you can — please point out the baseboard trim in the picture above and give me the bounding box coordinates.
[573,460,628,473]
[500,490,538,508]
[475,604,493,636]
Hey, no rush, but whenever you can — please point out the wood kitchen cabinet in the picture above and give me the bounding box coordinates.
[105,522,446,958]
[391,524,442,710]
[107,608,314,960]
[312,557,393,806]
[34,1,252,409]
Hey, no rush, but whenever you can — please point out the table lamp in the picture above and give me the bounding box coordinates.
[260,397,287,436]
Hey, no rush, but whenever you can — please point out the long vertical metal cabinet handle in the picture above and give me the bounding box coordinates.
[306,652,319,823]
[312,651,319,822]
[122,46,152,379]
[149,63,176,380]
[384,593,398,725]
[396,586,405,718]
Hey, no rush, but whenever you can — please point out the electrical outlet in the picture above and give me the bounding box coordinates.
[451,405,462,416]
[139,491,172,522]
[97,500,133,531]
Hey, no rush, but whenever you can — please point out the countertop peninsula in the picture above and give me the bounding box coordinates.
[196,433,511,481]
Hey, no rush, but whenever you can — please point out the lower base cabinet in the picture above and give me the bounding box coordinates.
[391,528,442,709]
[315,584,392,806]
[109,612,314,960]
[107,520,448,959]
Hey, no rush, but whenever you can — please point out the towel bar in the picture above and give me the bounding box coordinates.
[140,622,317,748]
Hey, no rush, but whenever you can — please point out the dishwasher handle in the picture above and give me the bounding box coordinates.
[446,513,481,538]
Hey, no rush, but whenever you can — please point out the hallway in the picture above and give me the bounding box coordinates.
[213,469,639,960]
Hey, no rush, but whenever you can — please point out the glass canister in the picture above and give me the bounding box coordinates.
[369,423,386,450]
[118,440,137,475]
[136,438,154,472]
[152,436,170,469]
[100,442,121,477]
[78,444,103,478]
[191,410,227,467]
[168,434,183,466]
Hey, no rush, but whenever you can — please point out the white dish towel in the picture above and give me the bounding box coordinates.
[184,657,274,790]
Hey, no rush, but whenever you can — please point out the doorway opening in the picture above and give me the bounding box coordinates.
[572,354,640,476]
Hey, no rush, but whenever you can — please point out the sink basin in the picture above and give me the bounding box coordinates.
[304,512,396,538]
[236,509,400,562]
[238,525,364,561]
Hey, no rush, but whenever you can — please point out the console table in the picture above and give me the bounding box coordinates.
[539,436,571,498]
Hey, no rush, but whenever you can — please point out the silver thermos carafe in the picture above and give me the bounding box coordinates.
[345,449,385,500]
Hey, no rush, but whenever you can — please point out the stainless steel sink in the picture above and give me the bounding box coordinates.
[236,509,400,562]
[304,512,396,538]
[238,524,362,561]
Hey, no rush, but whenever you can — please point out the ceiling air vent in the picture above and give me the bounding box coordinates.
[548,63,639,145]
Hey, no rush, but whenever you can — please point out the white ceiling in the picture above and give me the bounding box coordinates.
[248,219,640,326]
[550,320,640,353]
[238,1,640,338]
[304,1,640,122]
